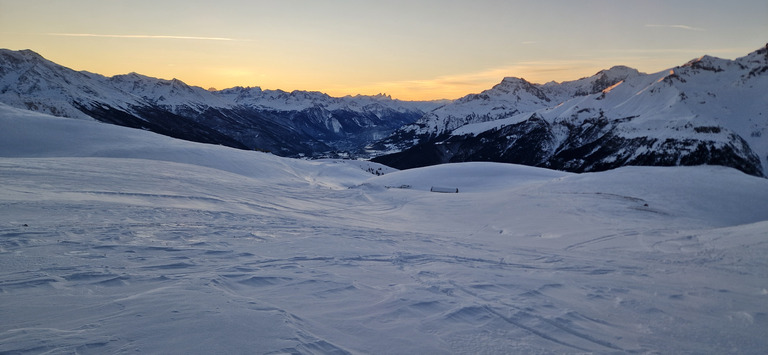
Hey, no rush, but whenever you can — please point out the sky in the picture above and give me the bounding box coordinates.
[1,0,766,100]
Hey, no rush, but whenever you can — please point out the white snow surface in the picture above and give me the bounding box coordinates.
[2,104,768,354]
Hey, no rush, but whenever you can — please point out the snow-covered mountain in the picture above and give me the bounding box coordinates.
[372,45,768,177]
[0,49,440,157]
[369,65,643,149]
[4,46,767,175]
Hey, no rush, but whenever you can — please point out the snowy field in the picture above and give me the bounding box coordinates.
[1,103,768,354]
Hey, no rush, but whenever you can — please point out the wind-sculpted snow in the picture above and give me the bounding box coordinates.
[2,103,768,353]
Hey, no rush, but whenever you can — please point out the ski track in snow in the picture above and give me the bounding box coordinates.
[2,108,768,354]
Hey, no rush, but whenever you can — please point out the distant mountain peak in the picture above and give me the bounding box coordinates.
[595,65,641,79]
[590,66,642,92]
[0,48,52,71]
[682,55,729,72]
[499,76,533,85]
[11,49,46,61]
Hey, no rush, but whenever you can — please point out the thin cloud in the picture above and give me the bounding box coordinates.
[599,47,752,56]
[346,60,606,100]
[46,33,243,41]
[645,24,706,31]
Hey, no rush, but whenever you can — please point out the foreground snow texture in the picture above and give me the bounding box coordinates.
[2,105,768,354]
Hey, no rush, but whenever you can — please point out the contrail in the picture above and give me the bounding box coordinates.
[645,24,705,32]
[46,33,242,41]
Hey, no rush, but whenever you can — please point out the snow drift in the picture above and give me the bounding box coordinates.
[2,104,768,354]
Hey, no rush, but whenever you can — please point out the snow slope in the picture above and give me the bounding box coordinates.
[2,104,768,354]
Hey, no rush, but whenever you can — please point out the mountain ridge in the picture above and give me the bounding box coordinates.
[2,46,767,176]
[371,44,768,177]
[0,48,441,156]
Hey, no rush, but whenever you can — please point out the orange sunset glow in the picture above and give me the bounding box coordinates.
[1,0,766,100]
